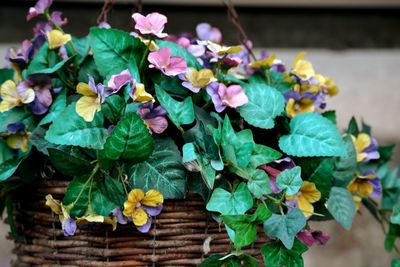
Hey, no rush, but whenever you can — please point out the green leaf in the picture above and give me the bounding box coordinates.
[263,208,306,249]
[39,89,67,126]
[326,186,356,230]
[391,203,400,224]
[27,56,76,76]
[155,85,195,128]
[322,110,337,125]
[385,223,400,252]
[382,167,400,210]
[0,158,22,182]
[0,68,14,84]
[279,113,347,157]
[266,70,293,94]
[72,36,90,64]
[346,117,359,136]
[156,39,202,69]
[48,147,92,176]
[308,159,334,199]
[0,140,13,163]
[102,95,126,123]
[26,43,58,75]
[248,144,282,169]
[276,166,303,196]
[392,259,400,267]
[247,169,272,198]
[127,137,187,199]
[261,239,308,267]
[333,135,357,187]
[78,56,101,83]
[0,108,30,132]
[102,113,153,162]
[89,28,146,81]
[238,75,285,129]
[206,183,253,215]
[198,253,258,267]
[97,174,126,207]
[45,103,107,149]
[64,175,91,217]
[92,185,116,216]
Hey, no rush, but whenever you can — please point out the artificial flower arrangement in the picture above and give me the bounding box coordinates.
[1,0,400,266]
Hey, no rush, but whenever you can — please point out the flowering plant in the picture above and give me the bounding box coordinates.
[1,0,399,266]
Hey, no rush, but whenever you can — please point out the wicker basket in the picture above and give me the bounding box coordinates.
[10,178,268,267]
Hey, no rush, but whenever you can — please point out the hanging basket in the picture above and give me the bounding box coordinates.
[11,178,268,267]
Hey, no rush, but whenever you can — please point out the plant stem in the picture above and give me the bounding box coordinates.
[71,164,100,208]
[139,38,153,72]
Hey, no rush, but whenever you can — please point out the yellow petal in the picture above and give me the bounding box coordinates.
[76,96,100,122]
[291,52,315,80]
[133,207,148,226]
[358,181,373,197]
[300,181,321,204]
[6,135,23,151]
[354,133,371,154]
[47,30,72,50]
[347,178,358,194]
[0,101,15,113]
[76,82,97,97]
[0,80,19,112]
[297,195,314,217]
[248,53,276,69]
[353,195,362,210]
[21,88,35,104]
[285,98,296,118]
[104,217,117,231]
[133,83,154,103]
[45,194,62,214]
[142,189,164,207]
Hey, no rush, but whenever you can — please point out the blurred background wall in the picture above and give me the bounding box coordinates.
[0,0,400,266]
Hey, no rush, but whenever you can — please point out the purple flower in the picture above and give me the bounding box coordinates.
[7,122,26,133]
[259,157,296,193]
[363,138,380,161]
[137,217,152,233]
[196,23,222,43]
[137,102,168,134]
[206,82,248,113]
[18,75,53,115]
[62,217,77,236]
[50,11,68,26]
[112,208,128,225]
[107,69,134,95]
[368,177,382,198]
[27,0,53,21]
[297,229,330,247]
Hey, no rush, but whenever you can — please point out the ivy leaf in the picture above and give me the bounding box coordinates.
[48,147,92,176]
[0,158,23,182]
[155,85,194,128]
[247,169,272,198]
[206,183,253,215]
[198,253,258,267]
[248,144,282,169]
[309,159,334,199]
[238,75,285,129]
[45,103,107,149]
[92,185,117,216]
[78,56,101,83]
[322,110,337,125]
[346,117,359,136]
[127,137,187,199]
[279,113,347,157]
[39,89,67,126]
[89,28,146,81]
[64,175,91,217]
[326,186,356,230]
[156,39,202,69]
[263,208,306,249]
[276,166,303,196]
[381,167,400,210]
[102,113,153,162]
[391,203,400,225]
[333,135,357,187]
[385,223,400,252]
[261,239,308,267]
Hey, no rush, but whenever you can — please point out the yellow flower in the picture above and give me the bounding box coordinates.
[6,132,31,152]
[286,181,321,217]
[0,80,35,112]
[207,41,242,56]
[285,97,315,118]
[138,36,159,52]
[183,67,215,91]
[46,29,71,50]
[123,189,163,226]
[45,194,62,214]
[347,173,376,197]
[248,53,276,69]
[316,74,339,96]
[351,133,371,162]
[75,81,102,122]
[131,83,155,103]
[352,195,362,210]
[291,51,315,80]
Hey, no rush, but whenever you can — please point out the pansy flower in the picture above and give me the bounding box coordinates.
[26,0,53,21]
[18,75,53,115]
[316,74,339,96]
[148,47,187,77]
[206,82,248,113]
[351,133,380,162]
[348,172,381,198]
[291,52,316,81]
[285,91,316,118]
[180,67,216,93]
[76,214,117,231]
[297,229,330,247]
[196,23,222,43]
[206,41,242,57]
[46,29,72,50]
[45,194,77,236]
[75,76,105,122]
[123,189,163,233]
[130,83,155,103]
[248,53,276,69]
[5,122,31,153]
[50,11,68,26]
[286,181,321,217]
[0,80,35,112]
[132,12,168,38]
[137,102,168,134]
[107,69,134,95]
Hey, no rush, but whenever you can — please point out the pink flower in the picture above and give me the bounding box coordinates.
[107,69,133,94]
[132,12,168,38]
[148,48,187,77]
[27,0,53,21]
[206,82,248,113]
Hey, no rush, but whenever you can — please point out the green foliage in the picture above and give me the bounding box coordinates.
[27,56,76,76]
[102,113,153,162]
[391,203,400,225]
[222,205,272,248]
[266,70,293,94]
[346,117,359,136]
[308,158,334,199]
[333,135,357,187]
[155,85,195,128]
[198,253,259,267]
[101,95,126,123]
[238,75,285,129]
[89,28,146,81]
[279,113,347,157]
[392,259,400,267]
[0,68,14,84]
[263,208,306,249]
[381,167,400,210]
[39,89,67,126]
[45,103,107,149]
[127,137,187,199]
[322,110,337,125]
[48,147,92,176]
[97,174,126,207]
[247,169,272,198]
[207,183,253,215]
[326,187,356,230]
[261,239,308,267]
[63,175,91,217]
[385,223,400,252]
[248,144,282,169]
[0,108,30,133]
[276,166,303,196]
[26,43,58,75]
[156,39,202,69]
